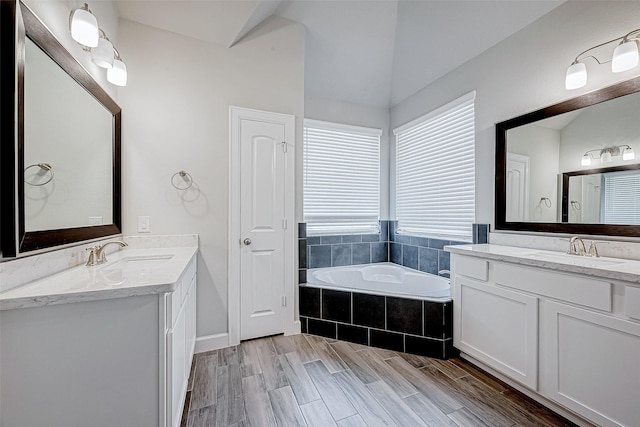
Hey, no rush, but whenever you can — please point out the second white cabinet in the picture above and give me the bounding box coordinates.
[451,250,640,427]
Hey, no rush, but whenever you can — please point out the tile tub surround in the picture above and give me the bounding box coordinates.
[298,285,453,359]
[298,222,489,283]
[388,221,489,276]
[298,221,390,283]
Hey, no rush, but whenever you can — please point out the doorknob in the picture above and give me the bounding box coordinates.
[243,238,252,246]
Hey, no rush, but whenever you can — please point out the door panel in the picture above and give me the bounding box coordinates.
[544,301,640,427]
[239,118,287,340]
[454,276,538,389]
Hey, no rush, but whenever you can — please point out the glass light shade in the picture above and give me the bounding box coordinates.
[601,150,612,163]
[91,37,114,68]
[623,147,635,160]
[70,7,99,47]
[107,59,127,86]
[612,40,639,72]
[565,62,587,90]
[581,154,591,166]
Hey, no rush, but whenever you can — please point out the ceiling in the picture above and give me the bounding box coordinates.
[115,0,563,108]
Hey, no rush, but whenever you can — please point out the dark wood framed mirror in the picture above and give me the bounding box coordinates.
[495,76,640,237]
[1,0,121,257]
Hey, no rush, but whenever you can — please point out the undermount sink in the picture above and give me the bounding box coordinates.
[102,255,174,271]
[524,251,625,267]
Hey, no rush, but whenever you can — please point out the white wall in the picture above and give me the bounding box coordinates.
[304,96,391,219]
[117,17,305,337]
[390,1,640,228]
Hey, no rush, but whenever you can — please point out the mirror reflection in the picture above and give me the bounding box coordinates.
[506,90,640,224]
[563,167,640,225]
[24,38,113,232]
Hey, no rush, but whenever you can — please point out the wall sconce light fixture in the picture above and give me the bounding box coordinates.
[69,3,127,86]
[581,144,635,166]
[566,28,640,90]
[70,4,98,47]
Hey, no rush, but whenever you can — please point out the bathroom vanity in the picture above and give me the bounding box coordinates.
[447,244,640,427]
[0,245,197,427]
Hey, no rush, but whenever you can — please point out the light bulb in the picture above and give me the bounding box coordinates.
[623,147,635,160]
[565,62,587,90]
[107,59,127,86]
[581,154,591,166]
[612,40,639,72]
[70,5,99,47]
[92,37,114,69]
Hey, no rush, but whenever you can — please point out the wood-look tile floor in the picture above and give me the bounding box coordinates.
[181,334,578,427]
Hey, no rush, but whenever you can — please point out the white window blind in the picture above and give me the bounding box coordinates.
[303,119,381,235]
[394,91,476,242]
[602,170,640,224]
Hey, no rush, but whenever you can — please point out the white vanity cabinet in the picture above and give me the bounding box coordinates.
[450,249,640,427]
[0,250,197,427]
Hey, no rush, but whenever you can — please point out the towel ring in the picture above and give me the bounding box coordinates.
[24,163,54,186]
[571,200,582,211]
[171,170,193,190]
[539,197,551,208]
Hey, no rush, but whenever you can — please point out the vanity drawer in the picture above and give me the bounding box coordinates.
[493,262,612,312]
[455,255,489,281]
[625,286,640,321]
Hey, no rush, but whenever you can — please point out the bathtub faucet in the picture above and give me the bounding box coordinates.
[438,269,450,277]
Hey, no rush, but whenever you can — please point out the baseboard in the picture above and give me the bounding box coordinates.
[285,320,302,336]
[194,333,229,353]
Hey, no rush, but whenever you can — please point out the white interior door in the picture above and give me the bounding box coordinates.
[506,153,530,221]
[237,111,291,341]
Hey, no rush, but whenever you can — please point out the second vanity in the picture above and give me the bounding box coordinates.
[0,241,197,427]
[447,243,640,427]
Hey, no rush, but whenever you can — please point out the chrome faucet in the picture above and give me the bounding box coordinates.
[86,241,128,266]
[567,236,587,256]
[587,240,600,257]
[438,269,451,277]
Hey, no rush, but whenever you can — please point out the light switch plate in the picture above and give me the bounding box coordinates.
[138,216,150,233]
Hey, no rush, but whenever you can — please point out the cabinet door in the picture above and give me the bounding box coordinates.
[185,279,197,378]
[169,303,187,427]
[544,301,640,427]
[454,276,538,389]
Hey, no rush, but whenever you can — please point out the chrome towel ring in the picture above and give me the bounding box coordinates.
[171,170,193,190]
[24,163,54,186]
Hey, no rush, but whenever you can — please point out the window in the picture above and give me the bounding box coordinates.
[394,91,476,241]
[602,170,640,224]
[303,119,381,235]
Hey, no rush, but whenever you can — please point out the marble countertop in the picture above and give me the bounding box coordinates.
[0,246,198,310]
[445,244,640,284]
